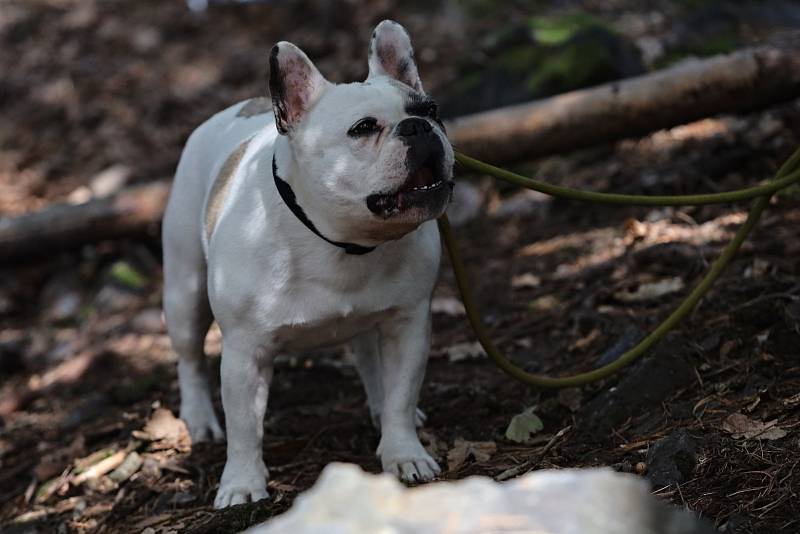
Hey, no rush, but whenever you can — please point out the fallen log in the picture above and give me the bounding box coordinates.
[0,182,169,261]
[446,37,800,163]
[2,40,800,260]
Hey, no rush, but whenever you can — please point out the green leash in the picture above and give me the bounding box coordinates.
[438,146,800,388]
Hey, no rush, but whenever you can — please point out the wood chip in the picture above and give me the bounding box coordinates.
[108,451,143,483]
[72,450,126,485]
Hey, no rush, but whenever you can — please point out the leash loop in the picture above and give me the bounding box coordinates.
[439,146,800,388]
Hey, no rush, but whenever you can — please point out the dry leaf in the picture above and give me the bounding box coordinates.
[624,218,648,241]
[528,295,560,312]
[140,408,192,451]
[569,328,600,352]
[615,277,684,302]
[445,341,486,362]
[511,273,541,289]
[446,438,497,471]
[782,393,800,408]
[721,413,787,441]
[431,296,466,317]
[420,429,448,460]
[505,407,544,443]
[268,480,299,492]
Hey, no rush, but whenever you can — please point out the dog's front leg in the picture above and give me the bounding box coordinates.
[376,304,441,482]
[214,333,273,508]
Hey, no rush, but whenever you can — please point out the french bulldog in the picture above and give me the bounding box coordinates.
[162,20,454,508]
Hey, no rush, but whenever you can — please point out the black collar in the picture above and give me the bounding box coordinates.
[272,155,376,255]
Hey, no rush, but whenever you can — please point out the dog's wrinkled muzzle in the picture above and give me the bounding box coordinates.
[366,118,453,218]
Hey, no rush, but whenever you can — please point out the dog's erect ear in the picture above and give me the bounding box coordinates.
[367,20,423,93]
[269,42,329,135]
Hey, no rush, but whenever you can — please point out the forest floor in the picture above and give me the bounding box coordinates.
[1,1,799,533]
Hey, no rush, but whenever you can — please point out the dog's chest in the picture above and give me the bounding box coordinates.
[267,244,429,353]
[273,300,397,352]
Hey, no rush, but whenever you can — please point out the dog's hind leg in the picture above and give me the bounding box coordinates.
[163,186,224,443]
[164,263,224,443]
[349,330,426,430]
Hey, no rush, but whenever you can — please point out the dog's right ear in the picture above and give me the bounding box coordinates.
[269,42,329,135]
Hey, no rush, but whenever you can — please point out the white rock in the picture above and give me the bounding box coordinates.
[245,463,714,534]
[90,164,131,198]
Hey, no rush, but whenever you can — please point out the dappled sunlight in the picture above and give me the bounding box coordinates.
[516,209,747,281]
[650,117,733,151]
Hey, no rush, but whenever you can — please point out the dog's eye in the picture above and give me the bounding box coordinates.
[348,117,381,137]
[426,103,439,120]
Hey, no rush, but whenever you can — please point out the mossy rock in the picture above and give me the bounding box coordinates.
[442,16,644,117]
[527,26,644,97]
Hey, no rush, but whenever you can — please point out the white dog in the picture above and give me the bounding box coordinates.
[162,20,454,508]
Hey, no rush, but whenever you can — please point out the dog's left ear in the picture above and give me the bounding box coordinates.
[367,20,423,93]
[269,42,329,135]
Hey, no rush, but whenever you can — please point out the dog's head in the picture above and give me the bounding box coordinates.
[269,20,454,245]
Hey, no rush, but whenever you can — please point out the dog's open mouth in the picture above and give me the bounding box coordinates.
[366,165,453,217]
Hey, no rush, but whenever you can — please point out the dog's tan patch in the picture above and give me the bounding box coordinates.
[236,97,272,118]
[205,139,251,241]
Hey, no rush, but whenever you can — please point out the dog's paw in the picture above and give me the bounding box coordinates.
[371,408,428,430]
[378,436,441,483]
[214,483,269,508]
[180,403,225,443]
[214,462,269,508]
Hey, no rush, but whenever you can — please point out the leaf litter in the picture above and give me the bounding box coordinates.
[721,413,788,441]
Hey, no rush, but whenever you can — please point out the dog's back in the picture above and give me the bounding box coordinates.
[163,98,275,262]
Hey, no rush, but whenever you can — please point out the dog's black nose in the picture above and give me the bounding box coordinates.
[396,117,433,137]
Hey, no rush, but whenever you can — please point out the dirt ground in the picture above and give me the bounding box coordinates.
[1,1,799,533]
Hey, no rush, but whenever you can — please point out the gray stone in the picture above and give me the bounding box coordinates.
[647,429,698,489]
[577,340,696,441]
[246,463,716,534]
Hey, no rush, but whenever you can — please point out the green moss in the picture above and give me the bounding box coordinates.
[497,45,542,72]
[529,13,610,45]
[526,40,614,94]
[655,30,740,69]
[109,260,148,290]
